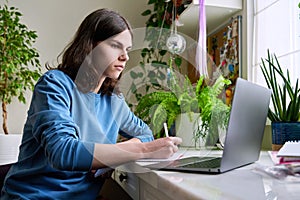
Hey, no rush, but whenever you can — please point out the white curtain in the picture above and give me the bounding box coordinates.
[251,0,300,86]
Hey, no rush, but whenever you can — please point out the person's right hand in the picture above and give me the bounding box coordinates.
[143,137,182,159]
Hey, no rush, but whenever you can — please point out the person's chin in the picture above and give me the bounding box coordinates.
[110,73,121,80]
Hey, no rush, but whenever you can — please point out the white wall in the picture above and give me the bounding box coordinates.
[0,0,149,134]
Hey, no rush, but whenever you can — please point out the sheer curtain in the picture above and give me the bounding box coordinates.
[251,0,300,86]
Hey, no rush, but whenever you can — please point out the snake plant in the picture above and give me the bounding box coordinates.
[260,50,300,122]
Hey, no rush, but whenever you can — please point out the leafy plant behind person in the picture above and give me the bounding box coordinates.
[0,2,41,134]
[126,0,183,108]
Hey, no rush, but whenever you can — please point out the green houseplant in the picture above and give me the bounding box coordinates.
[126,0,185,108]
[260,50,300,150]
[129,0,231,145]
[135,67,231,145]
[0,2,41,134]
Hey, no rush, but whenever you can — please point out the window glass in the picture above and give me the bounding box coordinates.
[252,0,300,86]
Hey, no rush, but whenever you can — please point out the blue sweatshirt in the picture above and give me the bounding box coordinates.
[1,70,154,199]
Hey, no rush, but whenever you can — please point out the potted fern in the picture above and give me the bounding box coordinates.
[135,68,231,147]
[260,50,300,151]
[0,2,41,134]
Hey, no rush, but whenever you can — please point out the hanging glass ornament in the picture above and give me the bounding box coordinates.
[166,0,186,54]
[166,33,186,54]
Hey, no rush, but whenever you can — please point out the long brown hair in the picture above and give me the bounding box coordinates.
[47,8,132,95]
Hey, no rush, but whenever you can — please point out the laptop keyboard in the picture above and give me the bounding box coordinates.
[181,157,221,169]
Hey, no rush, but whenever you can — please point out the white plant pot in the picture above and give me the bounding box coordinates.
[175,113,205,147]
[175,113,227,148]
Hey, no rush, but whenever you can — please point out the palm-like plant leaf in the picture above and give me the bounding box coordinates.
[260,50,300,122]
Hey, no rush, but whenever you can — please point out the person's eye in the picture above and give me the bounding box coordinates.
[111,43,121,49]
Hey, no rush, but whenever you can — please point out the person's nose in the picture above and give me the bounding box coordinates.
[119,51,129,62]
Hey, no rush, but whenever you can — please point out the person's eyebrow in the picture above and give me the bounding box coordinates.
[111,39,132,50]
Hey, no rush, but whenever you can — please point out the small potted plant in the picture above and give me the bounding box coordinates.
[0,2,41,134]
[135,67,231,147]
[260,50,300,150]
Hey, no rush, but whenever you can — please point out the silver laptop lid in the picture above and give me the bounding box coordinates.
[220,78,271,172]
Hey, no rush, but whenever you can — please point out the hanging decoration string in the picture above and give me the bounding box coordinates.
[155,2,169,51]
[172,0,177,35]
[166,0,186,55]
[196,0,208,77]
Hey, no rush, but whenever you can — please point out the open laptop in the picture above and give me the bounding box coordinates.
[145,78,271,174]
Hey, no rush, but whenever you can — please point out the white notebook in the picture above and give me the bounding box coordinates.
[277,141,300,157]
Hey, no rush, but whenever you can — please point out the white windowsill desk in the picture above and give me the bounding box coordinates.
[113,149,300,200]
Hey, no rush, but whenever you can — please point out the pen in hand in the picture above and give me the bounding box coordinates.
[163,122,169,137]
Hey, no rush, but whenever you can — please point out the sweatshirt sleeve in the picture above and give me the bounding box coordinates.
[28,71,94,171]
[111,94,154,143]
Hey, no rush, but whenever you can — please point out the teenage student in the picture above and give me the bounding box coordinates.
[1,8,181,199]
